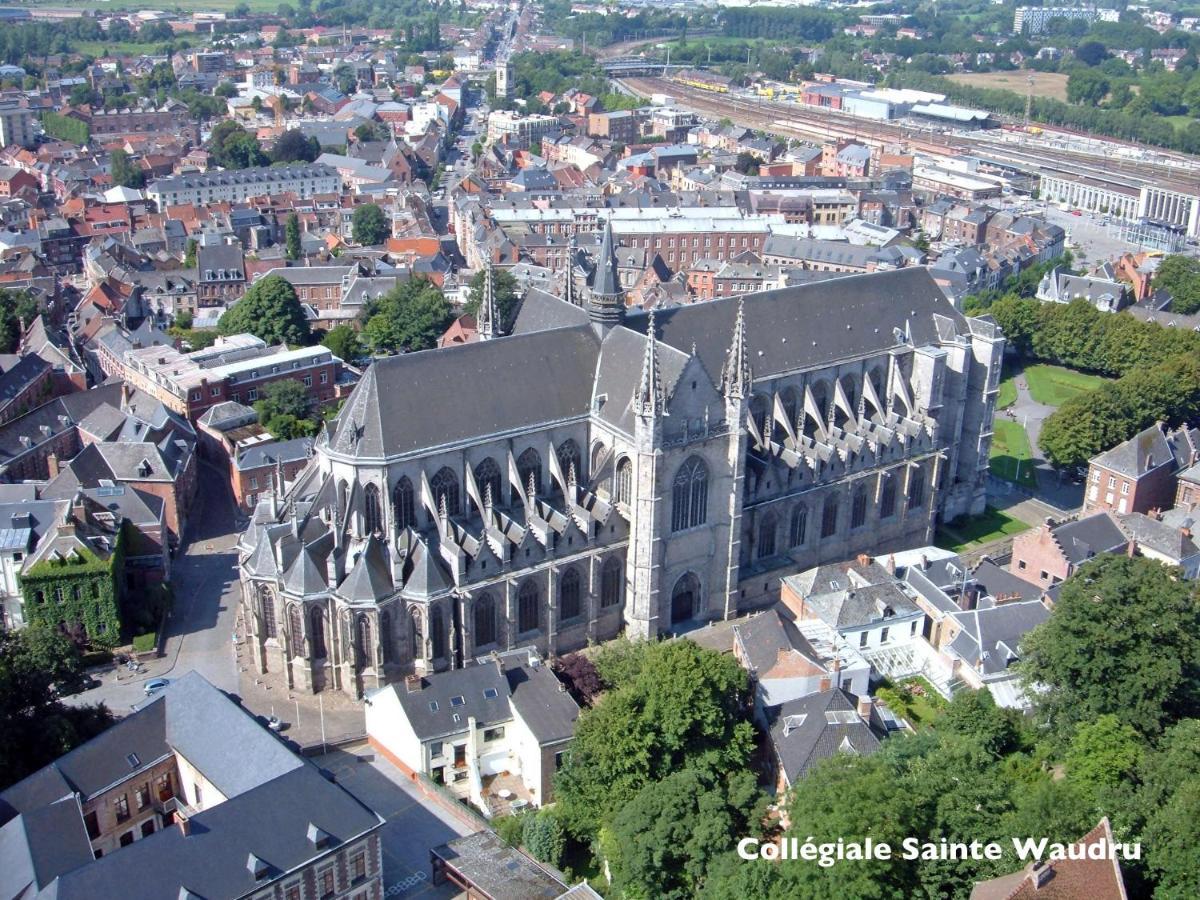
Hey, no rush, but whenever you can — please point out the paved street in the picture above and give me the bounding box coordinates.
[1039,204,1138,265]
[317,745,472,900]
[64,463,241,714]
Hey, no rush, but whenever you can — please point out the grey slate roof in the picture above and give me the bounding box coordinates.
[432,830,568,900]
[590,218,621,297]
[784,559,922,630]
[1051,512,1128,566]
[328,325,600,459]
[0,797,95,897]
[509,288,589,336]
[336,535,393,603]
[732,608,823,678]
[236,436,313,472]
[947,599,1050,676]
[625,268,958,383]
[766,688,880,781]
[389,654,578,744]
[1090,423,1175,478]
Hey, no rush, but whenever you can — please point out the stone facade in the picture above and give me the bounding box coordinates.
[237,238,1001,698]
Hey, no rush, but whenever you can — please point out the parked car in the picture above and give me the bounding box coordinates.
[144,678,170,696]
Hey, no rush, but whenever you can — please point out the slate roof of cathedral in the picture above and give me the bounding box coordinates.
[327,324,601,458]
[624,267,958,382]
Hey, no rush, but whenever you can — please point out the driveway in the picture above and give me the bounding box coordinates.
[65,464,241,714]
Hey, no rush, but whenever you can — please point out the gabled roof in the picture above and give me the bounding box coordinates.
[1091,423,1176,478]
[765,688,880,782]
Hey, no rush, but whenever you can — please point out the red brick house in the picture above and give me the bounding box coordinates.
[1010,513,1129,588]
[1083,423,1200,516]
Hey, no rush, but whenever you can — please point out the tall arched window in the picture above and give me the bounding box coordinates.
[430,607,445,660]
[559,568,581,620]
[907,468,925,511]
[601,557,623,608]
[310,606,326,658]
[379,611,392,664]
[757,512,777,559]
[410,609,422,660]
[518,580,540,633]
[474,458,501,508]
[790,504,808,548]
[671,457,708,532]
[363,483,382,535]
[516,448,542,499]
[591,443,610,496]
[288,604,304,654]
[355,615,372,670]
[556,439,582,486]
[430,467,459,517]
[393,477,415,531]
[880,477,897,519]
[260,586,277,639]
[474,593,496,647]
[821,495,839,538]
[851,485,868,529]
[615,457,633,506]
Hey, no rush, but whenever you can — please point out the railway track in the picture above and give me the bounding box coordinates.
[620,76,1200,194]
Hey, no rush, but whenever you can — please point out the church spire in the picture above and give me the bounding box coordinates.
[478,263,497,341]
[722,298,752,402]
[588,217,624,334]
[634,309,663,419]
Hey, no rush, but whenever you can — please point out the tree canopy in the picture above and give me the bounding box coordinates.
[362,277,453,352]
[269,128,320,164]
[207,120,268,169]
[0,625,114,791]
[253,378,320,440]
[218,274,311,346]
[110,149,145,189]
[1019,554,1200,738]
[1153,255,1200,315]
[351,203,389,246]
[321,323,363,362]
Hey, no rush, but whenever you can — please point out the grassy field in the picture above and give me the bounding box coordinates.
[996,371,1017,410]
[21,0,278,10]
[1162,115,1196,133]
[936,506,1031,552]
[990,419,1038,490]
[946,69,1069,103]
[1024,363,1109,407]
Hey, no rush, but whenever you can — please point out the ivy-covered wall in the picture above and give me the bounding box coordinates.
[19,525,127,648]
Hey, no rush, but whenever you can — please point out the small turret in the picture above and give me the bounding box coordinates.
[588,218,624,335]
[477,263,498,341]
[633,309,663,419]
[721,298,752,403]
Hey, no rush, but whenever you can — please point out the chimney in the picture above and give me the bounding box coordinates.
[405,674,423,693]
[920,554,929,570]
[855,552,871,568]
[1126,539,1137,558]
[47,452,59,478]
[818,675,832,691]
[857,694,872,719]
[884,553,896,575]
[178,816,192,837]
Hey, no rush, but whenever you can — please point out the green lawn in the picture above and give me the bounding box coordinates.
[996,372,1017,410]
[131,632,157,653]
[1023,364,1110,407]
[990,419,1038,490]
[936,506,1031,552]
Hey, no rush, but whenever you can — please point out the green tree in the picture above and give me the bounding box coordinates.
[110,148,145,189]
[1153,255,1200,315]
[1019,555,1200,738]
[0,624,114,791]
[218,274,311,345]
[321,323,362,361]
[208,120,267,169]
[285,212,301,261]
[1066,67,1111,105]
[0,289,38,353]
[351,203,389,246]
[270,128,320,164]
[1063,714,1142,791]
[362,277,453,352]
[253,378,318,439]
[938,687,1019,758]
[464,268,520,331]
[607,768,762,900]
[1143,782,1200,899]
[521,807,565,867]
[354,121,384,143]
[184,238,197,268]
[554,640,755,840]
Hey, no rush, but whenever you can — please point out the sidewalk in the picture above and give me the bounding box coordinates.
[235,648,367,748]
